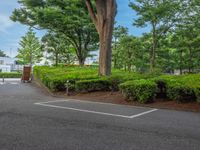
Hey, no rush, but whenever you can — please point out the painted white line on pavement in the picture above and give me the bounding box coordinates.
[129,109,158,118]
[34,100,69,104]
[35,102,133,118]
[37,98,150,109]
[35,100,158,119]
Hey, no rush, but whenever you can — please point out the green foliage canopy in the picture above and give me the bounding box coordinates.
[11,0,99,65]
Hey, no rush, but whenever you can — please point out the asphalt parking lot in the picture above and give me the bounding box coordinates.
[35,100,158,119]
[0,79,200,150]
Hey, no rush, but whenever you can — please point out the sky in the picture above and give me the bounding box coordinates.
[0,0,150,57]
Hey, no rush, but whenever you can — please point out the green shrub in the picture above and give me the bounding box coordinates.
[194,87,200,103]
[166,81,196,102]
[151,75,177,98]
[119,79,157,103]
[151,75,199,102]
[179,74,200,103]
[0,72,22,78]
[75,78,111,92]
[106,74,126,91]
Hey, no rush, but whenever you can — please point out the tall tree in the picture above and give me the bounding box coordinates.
[112,25,128,68]
[170,0,200,74]
[114,35,145,72]
[0,50,7,57]
[17,28,43,66]
[172,28,200,74]
[42,32,76,66]
[85,0,117,75]
[11,0,98,66]
[129,0,182,72]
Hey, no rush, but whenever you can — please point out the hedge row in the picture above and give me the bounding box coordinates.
[152,74,200,103]
[33,66,200,103]
[33,66,150,92]
[34,66,99,91]
[0,72,22,78]
[76,78,111,92]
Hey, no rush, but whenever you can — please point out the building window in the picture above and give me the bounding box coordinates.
[0,60,4,65]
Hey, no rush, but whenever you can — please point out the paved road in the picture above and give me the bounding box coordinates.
[0,80,200,150]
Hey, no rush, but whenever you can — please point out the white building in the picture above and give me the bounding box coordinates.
[0,57,23,72]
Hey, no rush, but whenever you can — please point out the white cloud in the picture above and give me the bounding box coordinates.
[0,14,14,33]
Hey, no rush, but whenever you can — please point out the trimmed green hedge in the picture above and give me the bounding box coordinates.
[166,82,196,102]
[33,66,151,92]
[119,79,157,103]
[75,78,111,92]
[34,66,99,91]
[152,74,200,103]
[34,66,200,103]
[194,87,200,103]
[0,72,22,78]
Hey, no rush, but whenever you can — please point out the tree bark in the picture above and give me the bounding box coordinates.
[78,57,85,66]
[73,42,86,67]
[85,0,117,76]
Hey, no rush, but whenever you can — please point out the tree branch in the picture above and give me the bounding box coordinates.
[85,0,98,28]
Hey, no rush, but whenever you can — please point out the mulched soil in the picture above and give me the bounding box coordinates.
[33,80,200,113]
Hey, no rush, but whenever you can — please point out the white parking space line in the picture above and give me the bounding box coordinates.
[35,99,149,109]
[129,109,158,118]
[35,102,134,118]
[35,100,158,119]
[35,100,69,104]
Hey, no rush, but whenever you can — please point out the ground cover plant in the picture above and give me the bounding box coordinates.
[34,66,200,104]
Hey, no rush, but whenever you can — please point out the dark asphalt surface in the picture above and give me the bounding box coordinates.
[0,79,200,150]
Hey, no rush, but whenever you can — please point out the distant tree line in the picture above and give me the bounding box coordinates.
[112,0,200,74]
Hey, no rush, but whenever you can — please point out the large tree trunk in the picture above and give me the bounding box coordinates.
[74,46,85,67]
[78,57,85,66]
[98,21,113,75]
[85,0,117,76]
